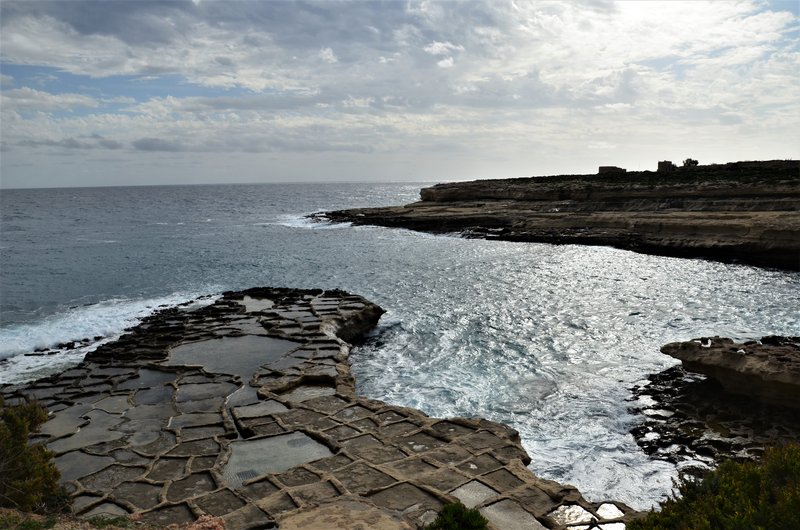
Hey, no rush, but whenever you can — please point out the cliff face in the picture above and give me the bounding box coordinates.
[419,161,799,207]
[321,160,800,270]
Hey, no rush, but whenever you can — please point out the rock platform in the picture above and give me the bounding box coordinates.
[319,160,800,270]
[2,288,633,530]
[661,336,800,408]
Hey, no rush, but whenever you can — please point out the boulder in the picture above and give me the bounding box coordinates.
[661,336,800,408]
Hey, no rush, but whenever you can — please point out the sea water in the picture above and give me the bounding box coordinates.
[1,182,798,509]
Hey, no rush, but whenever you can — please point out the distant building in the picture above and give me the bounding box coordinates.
[658,160,677,173]
[598,166,626,174]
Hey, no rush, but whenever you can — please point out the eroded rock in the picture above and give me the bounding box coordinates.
[2,288,636,529]
[319,160,800,270]
[661,336,800,408]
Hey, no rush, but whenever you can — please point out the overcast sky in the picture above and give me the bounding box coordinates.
[1,0,798,188]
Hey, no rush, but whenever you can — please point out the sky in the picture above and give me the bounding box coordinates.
[1,0,798,188]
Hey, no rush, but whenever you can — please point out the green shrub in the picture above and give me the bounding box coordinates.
[425,502,489,530]
[630,444,800,530]
[0,511,58,530]
[0,397,67,513]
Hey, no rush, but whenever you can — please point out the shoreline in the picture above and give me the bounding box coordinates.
[2,288,636,529]
[628,335,800,486]
[319,160,800,271]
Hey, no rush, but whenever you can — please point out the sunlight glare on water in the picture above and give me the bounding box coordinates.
[1,183,798,510]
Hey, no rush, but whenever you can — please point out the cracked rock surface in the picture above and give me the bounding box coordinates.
[3,287,634,529]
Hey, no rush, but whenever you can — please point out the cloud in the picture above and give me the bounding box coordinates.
[132,137,186,152]
[424,41,464,56]
[0,0,798,187]
[1,87,99,111]
[318,47,338,64]
[1,73,14,86]
[16,134,124,150]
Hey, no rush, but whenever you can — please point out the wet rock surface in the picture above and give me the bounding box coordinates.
[318,160,800,270]
[661,336,800,408]
[3,287,634,529]
[629,365,800,480]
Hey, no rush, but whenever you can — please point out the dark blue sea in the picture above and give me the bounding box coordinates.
[2,182,799,509]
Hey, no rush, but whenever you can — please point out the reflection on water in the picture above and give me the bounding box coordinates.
[223,432,332,489]
[164,335,299,380]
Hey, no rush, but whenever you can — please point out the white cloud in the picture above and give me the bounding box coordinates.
[1,87,99,111]
[0,0,797,186]
[424,40,464,56]
[0,73,13,86]
[318,47,338,64]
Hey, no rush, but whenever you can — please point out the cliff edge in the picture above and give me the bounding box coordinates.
[320,160,800,270]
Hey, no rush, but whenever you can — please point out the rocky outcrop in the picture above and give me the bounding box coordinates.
[318,160,800,270]
[2,288,635,530]
[660,336,800,408]
[628,365,800,478]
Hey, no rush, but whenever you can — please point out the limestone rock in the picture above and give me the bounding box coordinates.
[277,498,413,530]
[318,160,800,270]
[2,287,636,529]
[661,336,800,408]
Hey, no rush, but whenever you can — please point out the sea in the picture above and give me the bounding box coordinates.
[1,182,798,510]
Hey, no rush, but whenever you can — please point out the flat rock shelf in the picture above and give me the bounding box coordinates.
[2,288,635,530]
[318,160,800,271]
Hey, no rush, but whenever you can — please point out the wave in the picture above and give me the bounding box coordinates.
[0,291,217,384]
[263,213,353,230]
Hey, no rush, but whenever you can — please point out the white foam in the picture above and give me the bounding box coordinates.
[0,291,218,384]
[266,213,352,230]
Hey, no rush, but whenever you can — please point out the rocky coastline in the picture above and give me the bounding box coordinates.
[661,336,800,408]
[629,336,800,480]
[1,288,634,530]
[317,160,800,270]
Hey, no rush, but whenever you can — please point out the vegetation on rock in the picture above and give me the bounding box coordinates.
[0,398,67,513]
[424,503,489,530]
[630,443,800,530]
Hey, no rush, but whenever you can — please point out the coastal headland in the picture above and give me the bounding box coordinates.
[1,288,634,530]
[319,160,800,270]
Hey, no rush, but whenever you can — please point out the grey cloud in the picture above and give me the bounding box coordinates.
[236,137,374,154]
[173,93,328,112]
[17,135,125,150]
[20,138,93,149]
[1,0,195,45]
[132,137,187,152]
[200,1,410,55]
[613,69,639,103]
[97,138,124,149]
[0,1,505,65]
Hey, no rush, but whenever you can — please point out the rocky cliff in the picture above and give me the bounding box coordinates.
[320,160,800,270]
